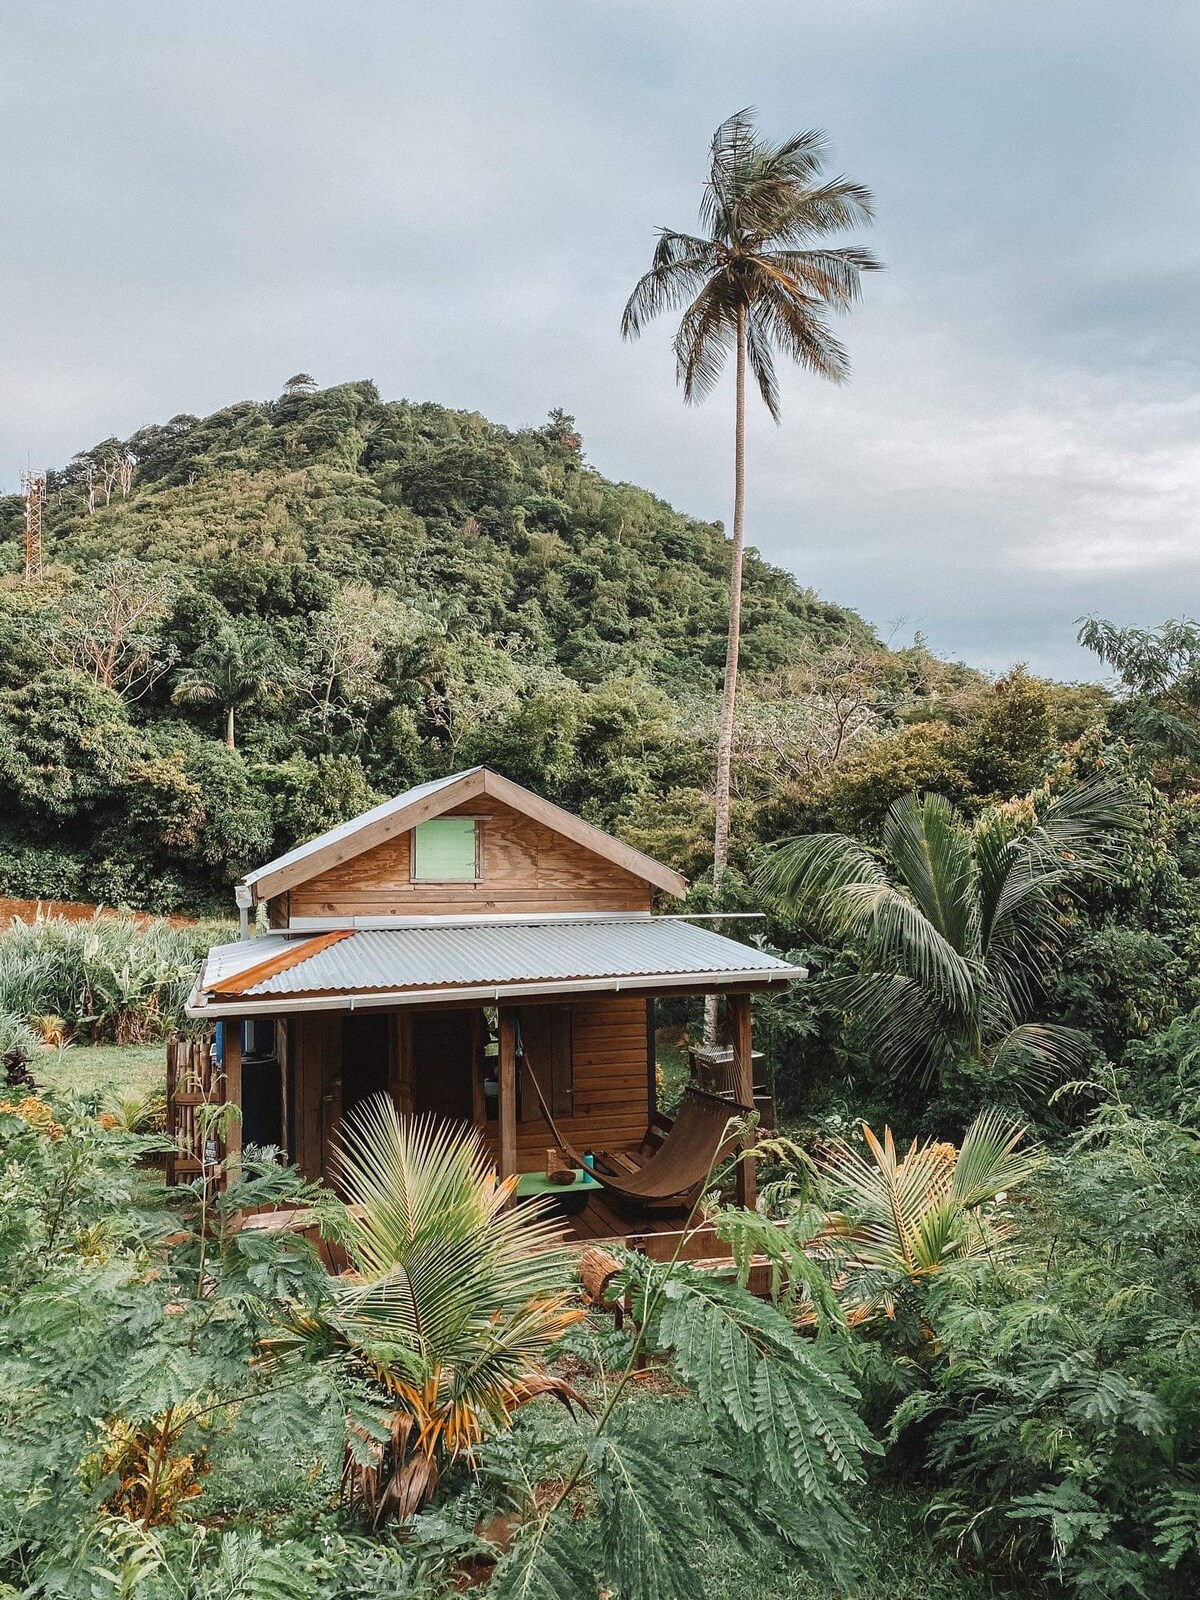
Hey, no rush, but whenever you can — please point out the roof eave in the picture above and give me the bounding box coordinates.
[187,965,806,1019]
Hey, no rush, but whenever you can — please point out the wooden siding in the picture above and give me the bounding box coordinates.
[289,1012,341,1183]
[481,997,652,1170]
[288,996,653,1180]
[289,797,652,920]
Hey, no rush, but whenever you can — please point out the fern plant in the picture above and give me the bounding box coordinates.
[487,1123,876,1600]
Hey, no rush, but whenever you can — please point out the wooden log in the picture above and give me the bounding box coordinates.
[578,1246,622,1305]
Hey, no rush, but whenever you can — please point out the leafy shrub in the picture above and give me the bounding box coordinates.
[0,915,229,1042]
[882,1096,1200,1597]
[0,1010,39,1064]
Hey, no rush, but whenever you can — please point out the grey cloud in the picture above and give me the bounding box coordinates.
[2,0,1198,680]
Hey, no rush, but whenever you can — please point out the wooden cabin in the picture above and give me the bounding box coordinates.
[184,767,803,1240]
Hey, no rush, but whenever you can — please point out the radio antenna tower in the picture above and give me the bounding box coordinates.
[20,469,45,582]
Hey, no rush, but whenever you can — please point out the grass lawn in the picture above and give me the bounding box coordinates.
[35,1042,164,1100]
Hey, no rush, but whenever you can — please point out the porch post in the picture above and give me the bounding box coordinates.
[728,992,756,1210]
[498,1007,518,1189]
[222,1020,243,1186]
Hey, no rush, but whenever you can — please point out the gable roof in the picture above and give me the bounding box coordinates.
[238,766,688,904]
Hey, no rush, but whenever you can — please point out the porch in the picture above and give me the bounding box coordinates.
[201,987,764,1213]
[181,915,804,1236]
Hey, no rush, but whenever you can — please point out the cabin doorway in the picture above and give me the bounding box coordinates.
[411,1009,477,1127]
[341,1014,391,1124]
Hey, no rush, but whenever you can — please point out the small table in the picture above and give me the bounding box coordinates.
[514,1167,602,1212]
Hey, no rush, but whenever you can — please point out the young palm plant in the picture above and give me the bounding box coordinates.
[758,774,1140,1097]
[265,1098,583,1524]
[622,109,880,909]
[817,1109,1039,1322]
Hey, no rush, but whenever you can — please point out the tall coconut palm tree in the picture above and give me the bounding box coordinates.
[265,1099,582,1522]
[757,775,1140,1096]
[622,109,881,911]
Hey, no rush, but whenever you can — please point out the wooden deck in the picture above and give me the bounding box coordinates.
[240,1189,766,1283]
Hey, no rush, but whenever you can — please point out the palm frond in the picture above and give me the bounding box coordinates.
[673,282,737,403]
[747,279,849,399]
[883,793,975,955]
[1024,771,1143,875]
[620,232,720,339]
[829,970,956,1082]
[987,1023,1094,1095]
[950,1108,1038,1207]
[170,676,218,706]
[769,180,878,244]
[757,830,889,927]
[836,881,977,1010]
[763,245,880,306]
[817,1111,1039,1320]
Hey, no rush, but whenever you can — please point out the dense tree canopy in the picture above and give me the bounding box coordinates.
[0,380,887,908]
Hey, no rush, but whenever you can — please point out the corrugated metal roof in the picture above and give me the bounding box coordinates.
[204,918,799,1000]
[203,933,293,989]
[240,769,480,888]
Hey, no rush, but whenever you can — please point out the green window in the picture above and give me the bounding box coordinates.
[412,818,479,882]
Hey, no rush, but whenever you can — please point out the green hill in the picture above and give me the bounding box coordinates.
[0,379,883,911]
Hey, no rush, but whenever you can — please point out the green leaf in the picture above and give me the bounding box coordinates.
[592,1425,700,1600]
[489,1515,595,1600]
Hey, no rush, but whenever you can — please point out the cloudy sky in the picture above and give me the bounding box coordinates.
[3,1,1197,678]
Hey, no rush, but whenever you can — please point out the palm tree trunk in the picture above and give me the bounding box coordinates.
[225,705,236,750]
[706,304,748,1046]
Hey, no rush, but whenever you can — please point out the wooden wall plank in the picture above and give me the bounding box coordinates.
[479,996,651,1171]
[289,797,654,920]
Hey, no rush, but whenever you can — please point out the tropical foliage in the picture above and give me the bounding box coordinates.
[270,1101,583,1521]
[758,775,1141,1112]
[5,366,1200,1598]
[0,913,226,1041]
[815,1109,1038,1320]
[882,1091,1200,1597]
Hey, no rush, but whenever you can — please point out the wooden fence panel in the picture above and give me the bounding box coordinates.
[165,1030,220,1185]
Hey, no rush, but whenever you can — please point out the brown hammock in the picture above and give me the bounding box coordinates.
[519,1040,749,1204]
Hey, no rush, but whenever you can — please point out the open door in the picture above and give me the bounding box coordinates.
[341,1014,391,1124]
[410,1009,477,1128]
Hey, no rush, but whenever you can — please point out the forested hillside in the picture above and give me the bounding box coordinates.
[0,378,896,910]
[0,377,1108,918]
